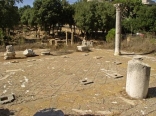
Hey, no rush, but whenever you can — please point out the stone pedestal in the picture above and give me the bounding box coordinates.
[114,3,122,56]
[126,59,151,99]
[4,45,16,60]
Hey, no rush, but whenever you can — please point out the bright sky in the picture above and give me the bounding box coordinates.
[17,0,78,7]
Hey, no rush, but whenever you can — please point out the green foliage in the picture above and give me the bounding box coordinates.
[0,29,4,45]
[33,0,64,32]
[74,0,115,36]
[106,28,115,42]
[0,0,22,34]
[18,5,31,17]
[122,5,156,33]
[61,0,75,26]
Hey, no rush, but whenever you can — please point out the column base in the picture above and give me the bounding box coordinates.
[114,52,121,56]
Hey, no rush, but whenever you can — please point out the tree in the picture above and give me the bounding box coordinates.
[135,5,156,32]
[74,1,97,37]
[95,2,115,33]
[18,5,31,18]
[0,0,23,33]
[33,0,63,34]
[20,7,32,26]
[61,0,75,29]
[74,0,115,38]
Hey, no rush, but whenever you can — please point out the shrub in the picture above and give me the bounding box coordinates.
[106,28,115,42]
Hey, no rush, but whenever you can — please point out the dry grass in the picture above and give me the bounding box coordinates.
[1,34,156,55]
[121,35,156,54]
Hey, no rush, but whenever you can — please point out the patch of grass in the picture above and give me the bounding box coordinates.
[121,35,156,54]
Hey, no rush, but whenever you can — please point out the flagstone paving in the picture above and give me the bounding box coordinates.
[0,48,156,116]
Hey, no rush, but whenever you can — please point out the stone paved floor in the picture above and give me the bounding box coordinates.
[0,48,156,115]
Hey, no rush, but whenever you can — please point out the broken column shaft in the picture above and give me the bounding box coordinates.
[126,59,151,99]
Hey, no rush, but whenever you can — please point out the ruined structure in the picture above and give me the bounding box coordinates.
[4,45,16,60]
[114,3,122,56]
[126,58,151,99]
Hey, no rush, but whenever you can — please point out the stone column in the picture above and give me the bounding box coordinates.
[114,3,122,56]
[71,31,74,45]
[66,30,68,46]
[126,59,151,99]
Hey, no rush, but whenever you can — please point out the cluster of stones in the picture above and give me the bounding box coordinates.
[4,45,16,60]
[3,45,52,60]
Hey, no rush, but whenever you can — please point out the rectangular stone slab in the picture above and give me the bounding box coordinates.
[106,73,123,79]
[0,94,15,104]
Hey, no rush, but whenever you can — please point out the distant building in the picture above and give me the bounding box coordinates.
[142,0,156,4]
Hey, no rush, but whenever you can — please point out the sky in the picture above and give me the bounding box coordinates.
[17,0,77,7]
[17,0,156,7]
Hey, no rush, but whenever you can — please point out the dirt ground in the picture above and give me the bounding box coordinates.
[0,48,156,116]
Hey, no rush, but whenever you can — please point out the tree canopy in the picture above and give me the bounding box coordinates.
[0,0,156,39]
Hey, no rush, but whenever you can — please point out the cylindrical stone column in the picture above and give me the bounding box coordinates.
[114,3,122,56]
[66,30,68,46]
[71,31,74,45]
[126,59,151,99]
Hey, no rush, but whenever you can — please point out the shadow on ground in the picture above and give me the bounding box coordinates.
[0,108,15,116]
[34,108,64,116]
[147,87,156,98]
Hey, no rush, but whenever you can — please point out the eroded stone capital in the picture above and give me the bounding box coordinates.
[114,3,122,11]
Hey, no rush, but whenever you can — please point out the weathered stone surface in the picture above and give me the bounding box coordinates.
[114,3,122,56]
[4,45,16,60]
[82,40,93,47]
[0,94,15,104]
[77,46,89,52]
[6,45,15,52]
[23,49,35,57]
[41,51,50,55]
[126,59,151,99]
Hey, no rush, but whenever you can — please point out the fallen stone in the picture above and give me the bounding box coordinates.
[6,69,24,72]
[77,46,89,52]
[41,51,50,55]
[96,111,112,115]
[4,52,16,57]
[0,94,15,104]
[72,109,92,115]
[61,55,69,58]
[23,49,35,57]
[133,56,143,61]
[11,60,19,63]
[80,78,94,85]
[82,53,89,56]
[119,97,136,105]
[93,56,103,59]
[106,73,123,79]
[113,61,122,65]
